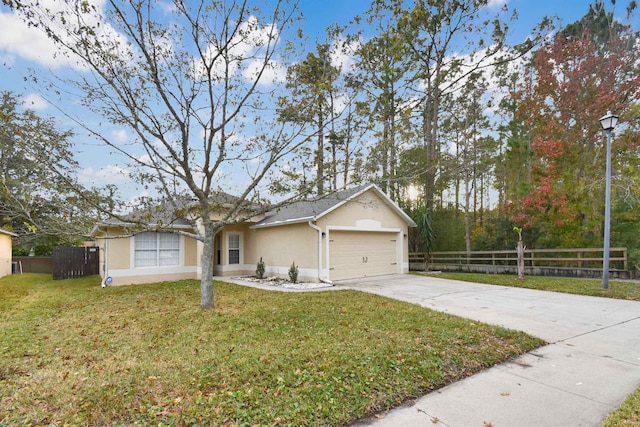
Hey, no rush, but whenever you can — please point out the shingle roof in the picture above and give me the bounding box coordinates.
[253,183,416,228]
[90,184,416,236]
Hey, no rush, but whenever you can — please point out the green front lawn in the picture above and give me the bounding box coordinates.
[434,272,640,301]
[0,274,543,426]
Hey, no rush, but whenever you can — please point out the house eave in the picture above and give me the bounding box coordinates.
[251,216,315,229]
[0,228,18,238]
[90,221,193,237]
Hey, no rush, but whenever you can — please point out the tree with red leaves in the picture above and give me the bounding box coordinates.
[509,2,639,247]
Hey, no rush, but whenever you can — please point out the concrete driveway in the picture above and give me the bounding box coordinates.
[339,274,640,427]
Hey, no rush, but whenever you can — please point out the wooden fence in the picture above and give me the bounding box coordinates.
[410,247,631,279]
[52,246,100,280]
[12,256,53,274]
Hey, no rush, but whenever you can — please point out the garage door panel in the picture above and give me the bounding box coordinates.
[329,231,398,280]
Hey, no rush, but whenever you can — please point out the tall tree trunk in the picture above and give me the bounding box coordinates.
[517,239,525,280]
[479,174,484,228]
[464,180,472,264]
[423,86,440,213]
[389,95,397,200]
[329,89,337,191]
[455,135,460,220]
[317,105,324,195]
[200,221,216,309]
[382,120,389,194]
[342,108,352,188]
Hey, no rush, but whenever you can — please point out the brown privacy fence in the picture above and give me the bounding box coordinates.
[410,247,631,280]
[52,246,100,280]
[12,256,53,274]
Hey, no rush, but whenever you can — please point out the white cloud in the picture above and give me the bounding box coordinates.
[79,165,131,186]
[0,8,73,69]
[157,1,177,15]
[21,93,48,111]
[0,0,131,70]
[242,58,286,85]
[332,94,349,116]
[110,129,129,144]
[487,0,508,8]
[330,36,360,73]
[136,154,154,166]
[190,15,282,86]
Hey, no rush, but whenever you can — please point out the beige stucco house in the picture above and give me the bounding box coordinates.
[0,228,17,278]
[90,184,416,286]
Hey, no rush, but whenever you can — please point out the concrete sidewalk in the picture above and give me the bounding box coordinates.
[340,275,640,427]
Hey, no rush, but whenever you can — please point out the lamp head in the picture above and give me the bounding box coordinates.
[599,111,619,131]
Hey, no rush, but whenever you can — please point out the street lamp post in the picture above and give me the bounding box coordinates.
[598,111,619,290]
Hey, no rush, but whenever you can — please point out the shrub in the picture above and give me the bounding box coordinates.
[288,261,299,283]
[256,257,265,279]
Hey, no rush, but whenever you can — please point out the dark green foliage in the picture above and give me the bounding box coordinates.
[0,91,107,254]
[403,201,435,254]
[429,206,465,252]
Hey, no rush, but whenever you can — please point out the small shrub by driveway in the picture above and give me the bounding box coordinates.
[0,274,543,426]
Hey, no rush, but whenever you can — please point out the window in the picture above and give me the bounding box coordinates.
[135,232,180,267]
[228,234,240,264]
[215,234,221,265]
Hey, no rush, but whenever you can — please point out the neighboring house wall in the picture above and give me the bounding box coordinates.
[0,232,13,278]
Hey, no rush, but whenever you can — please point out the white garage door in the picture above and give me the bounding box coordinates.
[329,231,398,280]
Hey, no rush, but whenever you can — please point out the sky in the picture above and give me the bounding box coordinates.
[0,0,633,204]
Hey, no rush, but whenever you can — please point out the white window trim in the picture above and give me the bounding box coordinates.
[130,232,184,269]
[225,231,243,265]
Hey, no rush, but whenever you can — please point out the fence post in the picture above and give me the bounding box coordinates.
[577,250,582,269]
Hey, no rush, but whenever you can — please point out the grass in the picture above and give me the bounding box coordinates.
[601,387,640,426]
[1,273,543,426]
[433,272,640,301]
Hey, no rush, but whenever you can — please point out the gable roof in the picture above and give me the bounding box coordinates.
[253,183,416,228]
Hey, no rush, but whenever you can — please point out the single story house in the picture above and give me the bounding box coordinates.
[90,183,416,286]
[0,228,17,278]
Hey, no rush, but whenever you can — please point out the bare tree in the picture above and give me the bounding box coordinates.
[10,0,312,309]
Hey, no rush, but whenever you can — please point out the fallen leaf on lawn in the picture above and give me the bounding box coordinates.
[431,416,439,423]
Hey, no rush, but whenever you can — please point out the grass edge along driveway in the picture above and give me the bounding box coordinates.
[434,272,640,301]
[1,273,543,426]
